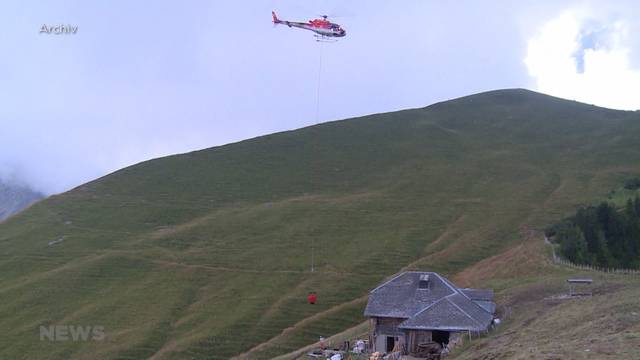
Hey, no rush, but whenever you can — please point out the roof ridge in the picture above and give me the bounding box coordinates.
[458,288,472,300]
[457,289,494,315]
[398,297,447,329]
[408,296,446,318]
[461,287,494,296]
[432,272,458,295]
[369,271,408,293]
[444,294,483,327]
[369,271,438,293]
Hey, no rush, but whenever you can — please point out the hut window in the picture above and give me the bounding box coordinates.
[418,274,429,289]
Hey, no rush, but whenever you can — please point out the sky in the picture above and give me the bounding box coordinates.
[1,0,639,194]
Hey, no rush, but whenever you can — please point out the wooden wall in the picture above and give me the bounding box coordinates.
[406,330,432,354]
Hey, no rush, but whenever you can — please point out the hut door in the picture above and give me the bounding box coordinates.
[432,330,450,346]
[386,336,395,352]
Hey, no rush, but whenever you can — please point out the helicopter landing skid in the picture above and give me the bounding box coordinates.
[314,35,338,43]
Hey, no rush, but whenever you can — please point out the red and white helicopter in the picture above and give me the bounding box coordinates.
[272,11,346,41]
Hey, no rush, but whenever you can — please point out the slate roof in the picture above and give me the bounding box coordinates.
[473,300,496,314]
[461,288,494,301]
[364,271,494,332]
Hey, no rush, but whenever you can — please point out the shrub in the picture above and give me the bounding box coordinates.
[624,177,640,190]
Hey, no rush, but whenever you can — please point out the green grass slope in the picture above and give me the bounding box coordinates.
[1,89,639,359]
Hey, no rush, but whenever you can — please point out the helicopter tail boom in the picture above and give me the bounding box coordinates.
[272,11,281,24]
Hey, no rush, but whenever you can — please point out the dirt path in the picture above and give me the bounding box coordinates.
[257,278,315,324]
[230,295,368,360]
[271,321,369,360]
[148,340,178,360]
[401,215,467,271]
[232,215,469,359]
[149,258,369,277]
[229,176,589,359]
[453,226,548,287]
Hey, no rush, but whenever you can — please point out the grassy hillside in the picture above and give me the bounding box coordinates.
[1,89,639,359]
[450,237,640,360]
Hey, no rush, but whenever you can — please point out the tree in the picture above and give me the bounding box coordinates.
[550,197,640,269]
[558,225,588,264]
[594,230,614,267]
[575,206,601,255]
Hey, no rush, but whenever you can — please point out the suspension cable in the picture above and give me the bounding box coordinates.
[314,40,324,124]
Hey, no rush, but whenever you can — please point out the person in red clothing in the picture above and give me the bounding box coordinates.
[307,292,317,304]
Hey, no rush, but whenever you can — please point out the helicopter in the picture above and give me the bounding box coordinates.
[272,11,346,40]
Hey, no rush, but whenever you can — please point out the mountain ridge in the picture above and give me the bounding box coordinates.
[0,180,44,221]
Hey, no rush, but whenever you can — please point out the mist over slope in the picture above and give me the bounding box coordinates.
[0,180,43,221]
[0,89,639,359]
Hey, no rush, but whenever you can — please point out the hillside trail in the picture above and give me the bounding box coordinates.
[271,321,369,360]
[10,178,558,357]
[148,257,371,277]
[401,215,467,271]
[453,225,548,287]
[148,340,178,360]
[230,295,367,360]
[229,215,469,359]
[244,213,552,359]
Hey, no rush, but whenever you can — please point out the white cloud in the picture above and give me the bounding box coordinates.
[525,8,640,110]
